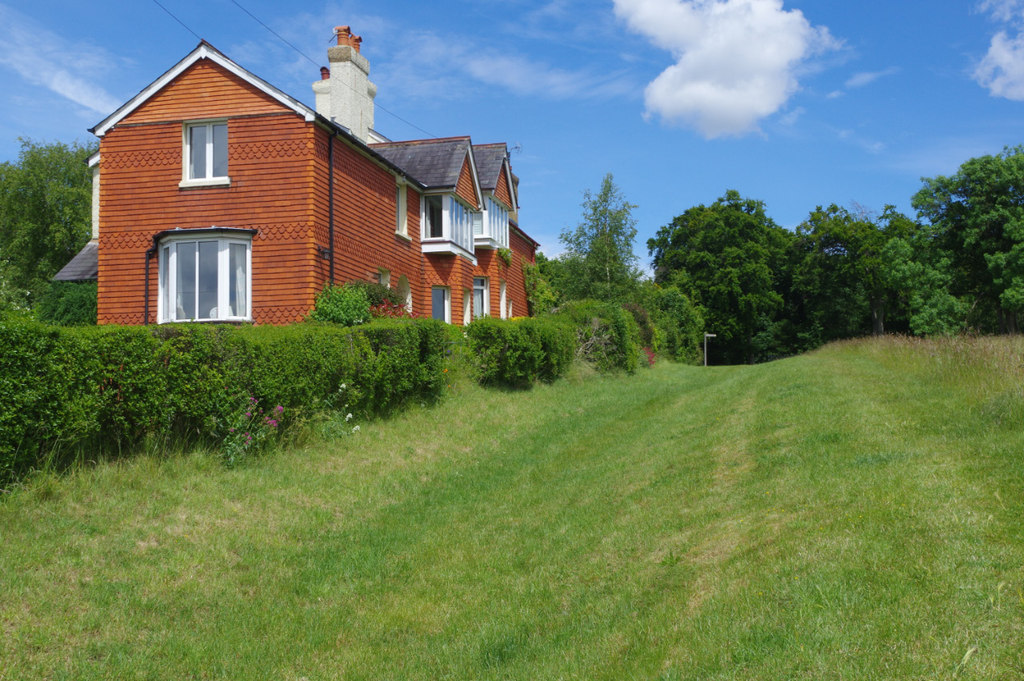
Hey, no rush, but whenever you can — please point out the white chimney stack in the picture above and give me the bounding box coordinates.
[313,26,377,142]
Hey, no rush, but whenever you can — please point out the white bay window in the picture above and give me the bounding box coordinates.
[158,231,251,322]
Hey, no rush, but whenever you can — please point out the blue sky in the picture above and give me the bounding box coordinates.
[3,0,1024,263]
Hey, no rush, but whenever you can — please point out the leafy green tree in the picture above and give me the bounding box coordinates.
[790,204,911,342]
[913,146,1024,332]
[0,139,95,304]
[557,173,641,303]
[882,235,966,336]
[649,190,791,364]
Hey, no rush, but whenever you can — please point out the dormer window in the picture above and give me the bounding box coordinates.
[181,121,229,188]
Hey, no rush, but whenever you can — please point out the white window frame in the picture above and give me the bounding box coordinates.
[420,193,476,259]
[180,120,230,188]
[473,277,489,319]
[431,286,450,323]
[395,182,409,239]
[158,232,251,323]
[500,280,508,319]
[378,268,391,288]
[397,275,412,313]
[463,288,472,326]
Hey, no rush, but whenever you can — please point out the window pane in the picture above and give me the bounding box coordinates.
[229,243,246,317]
[473,289,484,317]
[197,241,218,318]
[176,242,196,319]
[431,288,447,321]
[212,123,228,177]
[427,196,443,238]
[189,126,206,179]
[160,246,169,321]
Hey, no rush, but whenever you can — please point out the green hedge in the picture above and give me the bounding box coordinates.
[35,281,97,326]
[552,300,642,373]
[465,316,575,388]
[0,317,447,486]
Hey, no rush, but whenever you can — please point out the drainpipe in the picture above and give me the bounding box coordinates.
[328,133,335,285]
[144,243,157,324]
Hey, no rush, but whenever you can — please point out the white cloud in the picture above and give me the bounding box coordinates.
[975,0,1024,98]
[844,67,899,89]
[612,0,839,138]
[380,28,634,103]
[978,0,1024,22]
[0,3,121,115]
[778,106,805,126]
[975,30,1024,98]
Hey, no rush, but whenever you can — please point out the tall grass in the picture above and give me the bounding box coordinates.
[1,336,1022,680]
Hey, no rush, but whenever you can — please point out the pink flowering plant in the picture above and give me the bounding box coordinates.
[220,395,285,467]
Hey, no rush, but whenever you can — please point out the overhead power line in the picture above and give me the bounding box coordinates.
[149,0,438,139]
[150,0,201,41]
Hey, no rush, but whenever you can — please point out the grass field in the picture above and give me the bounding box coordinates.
[1,336,1022,680]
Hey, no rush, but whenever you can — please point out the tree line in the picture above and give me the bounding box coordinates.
[532,146,1024,364]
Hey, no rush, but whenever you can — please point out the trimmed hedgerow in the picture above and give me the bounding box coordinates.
[465,316,575,389]
[551,300,642,373]
[0,317,446,486]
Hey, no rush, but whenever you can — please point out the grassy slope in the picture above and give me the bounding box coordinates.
[1,337,1022,680]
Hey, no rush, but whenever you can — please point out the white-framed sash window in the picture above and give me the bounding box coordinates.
[181,120,229,187]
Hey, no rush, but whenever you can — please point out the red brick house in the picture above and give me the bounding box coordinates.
[56,26,537,326]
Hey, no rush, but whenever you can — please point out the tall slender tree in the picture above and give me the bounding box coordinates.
[557,173,641,303]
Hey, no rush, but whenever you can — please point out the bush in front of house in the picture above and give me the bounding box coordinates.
[465,316,576,389]
[551,299,642,373]
[309,283,371,326]
[0,316,447,486]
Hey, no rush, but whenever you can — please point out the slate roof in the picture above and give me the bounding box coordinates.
[53,241,98,281]
[371,137,472,189]
[472,143,507,192]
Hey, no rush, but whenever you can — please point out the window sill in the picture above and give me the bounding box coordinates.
[394,231,412,242]
[179,176,232,189]
[158,318,251,325]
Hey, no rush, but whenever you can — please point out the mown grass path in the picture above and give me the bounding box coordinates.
[1,338,1022,679]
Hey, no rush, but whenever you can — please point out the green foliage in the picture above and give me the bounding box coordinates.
[497,247,513,267]
[913,146,1024,333]
[0,318,446,485]
[553,299,641,373]
[522,259,559,316]
[35,281,97,326]
[0,139,95,304]
[310,283,371,326]
[622,302,657,350]
[649,190,790,364]
[466,317,575,388]
[344,279,405,307]
[882,237,967,336]
[555,174,642,303]
[650,285,704,364]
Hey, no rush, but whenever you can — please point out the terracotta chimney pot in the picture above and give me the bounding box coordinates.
[334,25,362,51]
